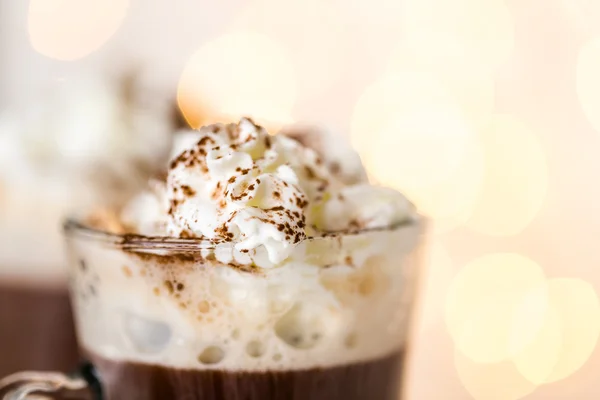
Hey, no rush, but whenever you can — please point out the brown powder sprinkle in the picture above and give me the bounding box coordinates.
[180,230,194,238]
[304,166,316,179]
[121,266,133,278]
[181,185,196,197]
[200,136,216,145]
[164,280,174,294]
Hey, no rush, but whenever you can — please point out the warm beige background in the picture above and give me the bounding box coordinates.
[3,0,600,399]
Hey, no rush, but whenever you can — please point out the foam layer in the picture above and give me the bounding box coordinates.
[0,73,176,279]
[68,220,423,371]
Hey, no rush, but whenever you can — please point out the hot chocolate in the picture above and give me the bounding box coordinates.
[85,350,404,400]
[63,119,423,399]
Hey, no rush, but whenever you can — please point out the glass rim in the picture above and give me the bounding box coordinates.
[63,216,421,252]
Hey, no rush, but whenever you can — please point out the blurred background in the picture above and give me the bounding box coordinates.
[2,0,600,398]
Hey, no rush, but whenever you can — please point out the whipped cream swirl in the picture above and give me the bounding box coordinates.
[122,118,414,266]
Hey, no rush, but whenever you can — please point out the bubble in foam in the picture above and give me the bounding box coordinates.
[198,300,211,313]
[274,303,332,349]
[246,340,266,358]
[198,346,225,365]
[231,329,241,340]
[122,313,171,354]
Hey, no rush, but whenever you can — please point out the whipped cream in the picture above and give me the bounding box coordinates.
[122,118,414,266]
[279,124,368,185]
[0,73,177,279]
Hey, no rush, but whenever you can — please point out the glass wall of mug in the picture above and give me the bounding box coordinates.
[0,217,425,400]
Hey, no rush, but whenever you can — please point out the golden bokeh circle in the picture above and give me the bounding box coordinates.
[560,0,600,36]
[446,253,546,364]
[386,46,495,129]
[511,285,563,385]
[513,279,600,384]
[231,0,346,100]
[28,0,129,61]
[351,72,455,156]
[577,36,600,133]
[466,114,548,237]
[455,349,538,400]
[401,0,515,74]
[177,32,297,129]
[352,72,485,232]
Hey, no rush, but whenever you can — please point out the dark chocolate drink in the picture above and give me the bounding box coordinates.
[86,350,404,400]
[0,281,79,377]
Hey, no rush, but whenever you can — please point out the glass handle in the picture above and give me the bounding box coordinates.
[0,363,102,400]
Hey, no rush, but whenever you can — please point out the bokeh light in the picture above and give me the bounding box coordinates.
[560,0,600,35]
[446,253,546,363]
[231,0,346,102]
[455,349,538,400]
[514,279,600,384]
[351,72,455,157]
[28,0,129,61]
[577,37,600,133]
[177,32,296,129]
[511,289,563,385]
[401,0,515,74]
[466,114,548,236]
[387,46,495,128]
[352,72,485,232]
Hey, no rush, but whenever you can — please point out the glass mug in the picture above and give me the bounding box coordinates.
[0,218,425,400]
